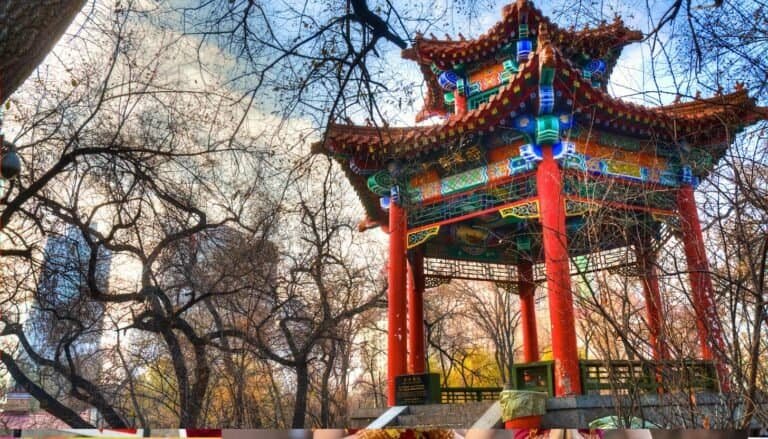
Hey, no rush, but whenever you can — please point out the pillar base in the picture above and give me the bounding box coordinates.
[500,389,547,430]
[505,415,542,429]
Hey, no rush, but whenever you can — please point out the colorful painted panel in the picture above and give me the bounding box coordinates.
[441,166,488,197]
[407,226,440,249]
[409,169,439,187]
[599,132,641,151]
[488,142,524,162]
[408,155,534,205]
[569,141,683,186]
[565,198,600,216]
[577,142,666,169]
[410,180,442,203]
[487,160,510,181]
[499,200,540,219]
[436,145,484,171]
[468,63,506,93]
[566,153,680,186]
[604,159,643,179]
[425,244,517,264]
[407,178,537,228]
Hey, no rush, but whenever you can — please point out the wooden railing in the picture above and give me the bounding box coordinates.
[509,360,719,397]
[440,387,502,404]
[421,360,718,406]
[580,360,719,395]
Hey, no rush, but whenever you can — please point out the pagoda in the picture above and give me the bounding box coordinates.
[314,0,767,407]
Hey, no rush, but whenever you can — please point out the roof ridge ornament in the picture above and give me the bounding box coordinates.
[537,23,555,68]
[537,23,551,45]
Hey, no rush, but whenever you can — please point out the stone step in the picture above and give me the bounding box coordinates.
[395,414,465,429]
[392,402,495,428]
[406,401,492,416]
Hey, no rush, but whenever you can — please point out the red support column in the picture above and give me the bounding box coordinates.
[536,147,582,396]
[454,90,467,116]
[677,185,730,391]
[635,245,669,360]
[518,260,539,363]
[387,193,408,406]
[407,252,426,374]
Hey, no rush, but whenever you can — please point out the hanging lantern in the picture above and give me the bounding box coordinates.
[1,146,21,179]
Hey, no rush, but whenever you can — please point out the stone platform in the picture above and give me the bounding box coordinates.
[352,392,760,429]
[350,401,495,429]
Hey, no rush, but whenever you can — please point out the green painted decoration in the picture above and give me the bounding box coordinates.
[367,171,394,196]
[536,115,560,144]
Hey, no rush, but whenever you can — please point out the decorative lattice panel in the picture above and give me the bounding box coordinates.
[424,257,519,284]
[563,173,677,212]
[408,176,536,228]
[424,276,451,289]
[533,246,638,281]
[422,247,643,287]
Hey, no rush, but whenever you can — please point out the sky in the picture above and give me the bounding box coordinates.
[5,0,761,287]
[0,0,696,266]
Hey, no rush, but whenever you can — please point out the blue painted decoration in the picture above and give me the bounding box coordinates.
[586,59,606,76]
[438,71,460,91]
[517,39,532,62]
[539,85,555,114]
[380,196,391,210]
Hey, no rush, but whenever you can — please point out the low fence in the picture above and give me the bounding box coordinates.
[440,387,502,404]
[511,360,719,397]
[360,359,719,409]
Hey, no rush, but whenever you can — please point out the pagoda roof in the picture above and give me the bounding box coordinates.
[314,24,767,225]
[402,1,643,70]
[660,86,767,118]
[403,0,643,121]
[315,49,543,160]
[318,42,765,159]
[320,86,764,160]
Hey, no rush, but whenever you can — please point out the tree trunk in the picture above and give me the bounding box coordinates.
[292,361,310,428]
[160,328,192,427]
[188,343,211,427]
[742,236,768,427]
[0,0,87,102]
[0,351,94,428]
[320,342,337,427]
[267,363,287,427]
[338,340,352,425]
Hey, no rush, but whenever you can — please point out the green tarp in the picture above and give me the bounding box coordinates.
[499,389,548,421]
[588,415,660,429]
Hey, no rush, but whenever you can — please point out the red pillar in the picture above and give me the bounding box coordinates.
[518,260,539,363]
[407,252,426,374]
[387,193,408,406]
[454,90,467,116]
[635,245,668,360]
[677,185,729,391]
[536,147,582,396]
